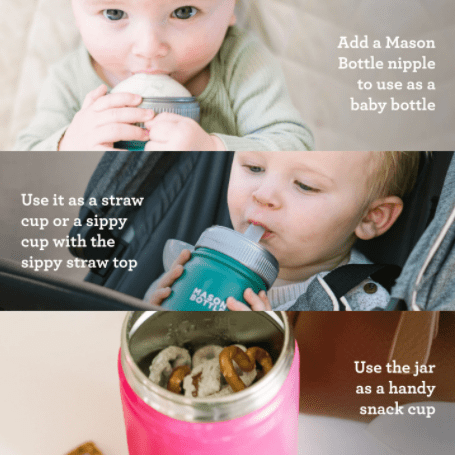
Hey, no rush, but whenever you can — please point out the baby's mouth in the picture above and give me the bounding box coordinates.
[261,230,274,240]
[131,70,185,86]
[133,70,170,75]
[247,220,274,239]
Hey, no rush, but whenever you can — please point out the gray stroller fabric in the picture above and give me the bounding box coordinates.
[391,155,455,310]
[82,152,233,298]
[76,151,176,220]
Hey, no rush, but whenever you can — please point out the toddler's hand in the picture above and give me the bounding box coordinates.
[227,288,272,311]
[58,84,154,150]
[143,113,226,151]
[147,249,192,307]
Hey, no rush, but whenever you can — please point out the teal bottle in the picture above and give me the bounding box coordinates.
[161,226,279,311]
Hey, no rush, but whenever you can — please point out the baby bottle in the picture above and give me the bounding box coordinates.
[118,311,299,455]
[111,74,200,151]
[161,225,279,311]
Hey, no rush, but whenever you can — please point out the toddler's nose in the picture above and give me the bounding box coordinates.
[252,185,281,209]
[132,24,169,59]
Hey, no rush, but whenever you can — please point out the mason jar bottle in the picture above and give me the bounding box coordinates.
[115,97,200,151]
[161,226,279,311]
[118,311,299,455]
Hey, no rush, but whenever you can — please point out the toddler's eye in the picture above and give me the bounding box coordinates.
[103,9,126,21]
[295,181,318,192]
[172,6,198,19]
[244,165,264,173]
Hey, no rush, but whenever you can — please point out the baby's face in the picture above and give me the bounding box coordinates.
[228,152,377,282]
[71,0,236,88]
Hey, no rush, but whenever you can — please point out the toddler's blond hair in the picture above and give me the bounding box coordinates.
[368,152,421,202]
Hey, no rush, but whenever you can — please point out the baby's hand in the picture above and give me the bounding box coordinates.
[227,288,272,311]
[58,84,154,151]
[143,113,226,151]
[147,249,192,307]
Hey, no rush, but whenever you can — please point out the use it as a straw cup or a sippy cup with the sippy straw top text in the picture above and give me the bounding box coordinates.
[111,74,200,151]
[161,224,279,311]
[118,311,299,455]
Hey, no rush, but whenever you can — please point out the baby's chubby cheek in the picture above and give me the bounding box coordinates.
[226,196,242,231]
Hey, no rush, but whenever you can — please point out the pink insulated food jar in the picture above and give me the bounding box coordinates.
[118,312,299,455]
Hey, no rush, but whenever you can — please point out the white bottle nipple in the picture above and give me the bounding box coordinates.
[243,224,265,243]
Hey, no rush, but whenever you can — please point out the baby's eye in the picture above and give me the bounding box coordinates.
[103,9,126,21]
[244,165,264,173]
[172,6,198,19]
[295,181,318,192]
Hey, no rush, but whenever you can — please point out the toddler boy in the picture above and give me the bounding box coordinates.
[148,151,420,310]
[15,0,313,151]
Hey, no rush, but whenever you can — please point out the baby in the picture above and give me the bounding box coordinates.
[14,0,313,151]
[147,151,420,311]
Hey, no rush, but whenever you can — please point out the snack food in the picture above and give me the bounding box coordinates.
[149,344,273,397]
[149,346,191,387]
[65,442,104,455]
[192,345,225,367]
[219,346,273,392]
[183,358,222,398]
[167,365,192,394]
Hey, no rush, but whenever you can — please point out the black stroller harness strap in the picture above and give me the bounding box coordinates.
[324,264,402,297]
[323,263,402,310]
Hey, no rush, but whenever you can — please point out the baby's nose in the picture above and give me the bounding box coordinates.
[132,24,169,59]
[252,186,281,209]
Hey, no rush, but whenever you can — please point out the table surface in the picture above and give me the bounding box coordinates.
[0,312,452,455]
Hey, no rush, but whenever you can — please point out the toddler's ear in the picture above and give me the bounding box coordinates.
[355,196,403,240]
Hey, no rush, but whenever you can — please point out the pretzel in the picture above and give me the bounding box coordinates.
[65,442,104,455]
[192,345,224,367]
[219,345,273,392]
[149,346,191,387]
[167,365,191,394]
[222,344,256,388]
[183,358,222,398]
[246,346,273,375]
